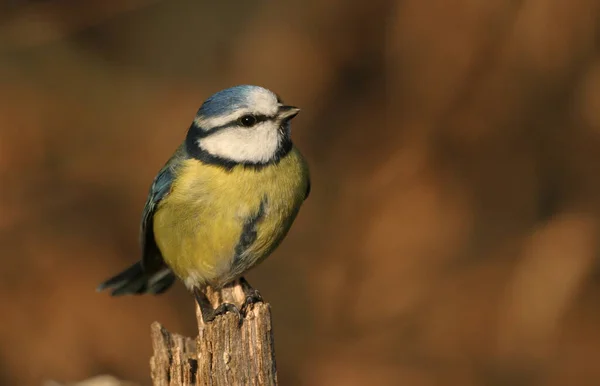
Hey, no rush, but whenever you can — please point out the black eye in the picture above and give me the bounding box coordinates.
[238,115,257,127]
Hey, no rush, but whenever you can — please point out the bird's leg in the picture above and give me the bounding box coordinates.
[193,286,240,323]
[239,277,263,316]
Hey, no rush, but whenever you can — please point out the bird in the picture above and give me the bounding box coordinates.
[97,85,310,323]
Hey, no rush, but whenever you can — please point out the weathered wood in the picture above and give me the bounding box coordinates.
[150,322,198,386]
[150,279,277,386]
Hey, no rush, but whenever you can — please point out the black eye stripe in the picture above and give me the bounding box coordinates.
[237,114,275,127]
[192,114,277,138]
[253,115,273,123]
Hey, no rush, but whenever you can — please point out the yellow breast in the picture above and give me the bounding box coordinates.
[152,147,309,289]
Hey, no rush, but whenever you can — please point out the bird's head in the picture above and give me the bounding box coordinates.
[186,85,300,167]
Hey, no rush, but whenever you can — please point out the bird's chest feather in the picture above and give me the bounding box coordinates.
[153,149,308,287]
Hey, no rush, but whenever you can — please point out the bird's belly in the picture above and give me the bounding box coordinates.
[153,198,245,288]
[153,153,307,289]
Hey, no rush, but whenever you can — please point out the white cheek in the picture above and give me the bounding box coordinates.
[199,123,281,163]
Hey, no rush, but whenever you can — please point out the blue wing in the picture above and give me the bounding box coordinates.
[97,145,187,296]
[140,146,186,272]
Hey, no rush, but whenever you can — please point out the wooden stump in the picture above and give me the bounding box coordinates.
[150,280,277,386]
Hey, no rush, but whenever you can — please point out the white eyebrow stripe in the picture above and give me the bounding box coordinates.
[194,108,253,130]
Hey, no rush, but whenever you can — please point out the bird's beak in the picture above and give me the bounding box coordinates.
[278,105,301,121]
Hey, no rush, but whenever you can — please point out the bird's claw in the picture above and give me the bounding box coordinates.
[195,280,264,327]
[212,302,241,322]
[201,302,242,324]
[240,290,263,316]
[239,276,264,320]
[195,287,241,324]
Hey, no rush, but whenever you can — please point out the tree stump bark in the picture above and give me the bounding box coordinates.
[150,279,277,386]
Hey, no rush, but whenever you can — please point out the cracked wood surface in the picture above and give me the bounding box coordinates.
[150,280,277,386]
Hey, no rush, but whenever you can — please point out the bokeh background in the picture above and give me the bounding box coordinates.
[2,0,600,385]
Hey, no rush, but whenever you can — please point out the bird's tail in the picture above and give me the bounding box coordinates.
[96,262,176,296]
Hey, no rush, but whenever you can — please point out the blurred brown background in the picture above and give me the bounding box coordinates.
[2,0,600,385]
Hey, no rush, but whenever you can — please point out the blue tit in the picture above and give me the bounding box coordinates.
[97,85,310,322]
